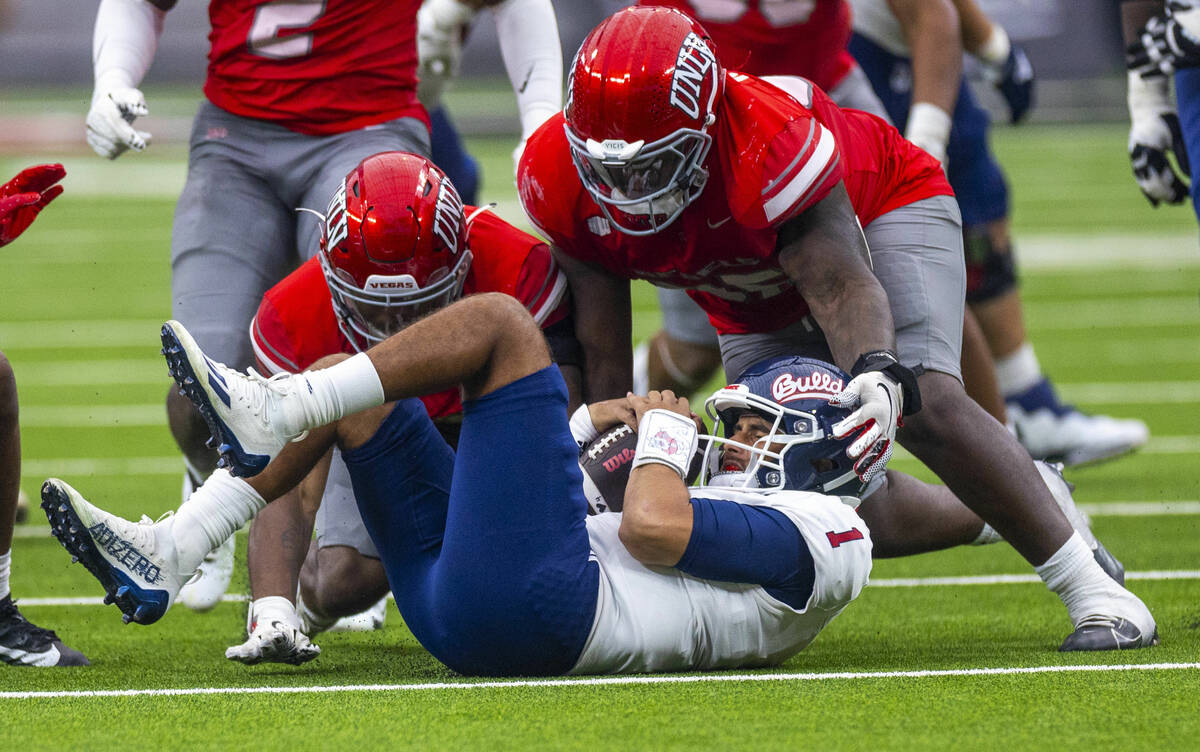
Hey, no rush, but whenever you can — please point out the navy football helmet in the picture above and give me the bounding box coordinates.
[697,356,880,498]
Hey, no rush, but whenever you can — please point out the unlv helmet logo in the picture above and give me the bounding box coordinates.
[325,181,349,250]
[431,182,464,256]
[771,372,844,404]
[669,32,717,120]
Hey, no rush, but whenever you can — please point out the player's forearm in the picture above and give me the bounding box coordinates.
[891,0,961,116]
[778,187,897,372]
[247,487,314,601]
[620,465,694,567]
[948,0,995,55]
[93,0,165,91]
[492,0,563,141]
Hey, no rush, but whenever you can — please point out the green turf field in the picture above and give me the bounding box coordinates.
[1,118,1199,750]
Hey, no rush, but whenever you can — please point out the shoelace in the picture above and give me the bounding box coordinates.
[230,367,309,442]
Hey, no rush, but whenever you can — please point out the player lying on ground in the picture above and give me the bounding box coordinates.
[44,299,885,675]
[45,303,1155,670]
[0,164,88,667]
[231,152,577,662]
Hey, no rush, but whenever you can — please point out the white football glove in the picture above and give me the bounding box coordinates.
[1127,73,1191,206]
[416,0,475,109]
[86,86,151,160]
[829,371,903,483]
[226,616,321,666]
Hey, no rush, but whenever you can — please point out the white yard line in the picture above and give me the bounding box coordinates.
[15,570,1200,604]
[3,662,1198,700]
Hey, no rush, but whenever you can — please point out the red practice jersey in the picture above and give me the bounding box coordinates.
[251,210,568,419]
[204,0,426,136]
[640,0,856,91]
[518,73,951,335]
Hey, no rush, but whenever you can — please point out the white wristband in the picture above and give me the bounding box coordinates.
[976,25,1011,67]
[905,102,951,166]
[569,403,600,448]
[632,409,698,479]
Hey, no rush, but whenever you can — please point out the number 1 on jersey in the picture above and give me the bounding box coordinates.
[826,527,864,548]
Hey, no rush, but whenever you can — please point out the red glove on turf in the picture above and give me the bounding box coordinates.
[0,163,66,247]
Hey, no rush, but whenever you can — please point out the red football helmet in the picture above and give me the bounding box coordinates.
[319,152,471,350]
[565,7,724,235]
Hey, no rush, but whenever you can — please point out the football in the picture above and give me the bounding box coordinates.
[578,423,704,514]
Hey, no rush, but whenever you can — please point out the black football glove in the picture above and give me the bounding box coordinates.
[1128,11,1200,78]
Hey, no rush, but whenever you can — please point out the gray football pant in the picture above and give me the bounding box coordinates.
[170,100,430,368]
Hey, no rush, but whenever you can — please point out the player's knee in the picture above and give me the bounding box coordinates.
[963,225,1017,304]
[898,372,973,450]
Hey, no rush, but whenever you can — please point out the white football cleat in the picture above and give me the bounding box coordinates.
[326,596,389,633]
[298,593,388,636]
[1059,585,1158,652]
[177,533,235,612]
[161,320,308,477]
[226,617,320,666]
[40,479,189,625]
[1009,403,1149,467]
[1034,462,1125,585]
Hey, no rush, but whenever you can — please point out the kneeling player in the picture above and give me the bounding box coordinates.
[43,299,876,675]
[227,152,577,662]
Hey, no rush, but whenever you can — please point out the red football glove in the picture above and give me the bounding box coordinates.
[0,163,66,247]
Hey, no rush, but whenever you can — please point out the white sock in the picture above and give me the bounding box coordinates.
[0,549,10,601]
[290,353,385,435]
[994,342,1042,397]
[1035,532,1126,627]
[970,523,1003,546]
[249,595,301,634]
[171,469,265,573]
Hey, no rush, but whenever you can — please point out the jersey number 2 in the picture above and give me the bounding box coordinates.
[826,528,864,548]
[248,0,325,60]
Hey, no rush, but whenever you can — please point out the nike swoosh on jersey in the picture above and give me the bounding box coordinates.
[706,216,731,229]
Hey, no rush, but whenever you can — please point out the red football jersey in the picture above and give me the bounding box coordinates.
[204,0,426,136]
[251,210,568,419]
[640,0,856,91]
[518,73,951,335]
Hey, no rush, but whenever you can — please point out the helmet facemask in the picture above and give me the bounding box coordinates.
[697,387,856,495]
[566,128,712,235]
[321,248,472,349]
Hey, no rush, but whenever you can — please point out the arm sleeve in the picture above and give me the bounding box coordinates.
[676,497,816,610]
[491,0,564,142]
[93,0,165,91]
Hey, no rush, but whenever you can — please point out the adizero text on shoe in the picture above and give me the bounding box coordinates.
[41,479,183,625]
[0,596,89,667]
[160,320,292,477]
[1059,616,1159,652]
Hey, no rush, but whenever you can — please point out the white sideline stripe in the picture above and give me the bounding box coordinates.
[15,379,1200,429]
[14,438,1200,480]
[1018,234,1199,269]
[15,570,1200,603]
[3,663,1199,700]
[1080,501,1200,516]
[870,570,1200,587]
[0,319,164,349]
[10,359,168,385]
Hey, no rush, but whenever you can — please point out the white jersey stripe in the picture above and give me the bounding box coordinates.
[762,119,816,196]
[529,270,569,325]
[249,317,291,376]
[763,124,836,222]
